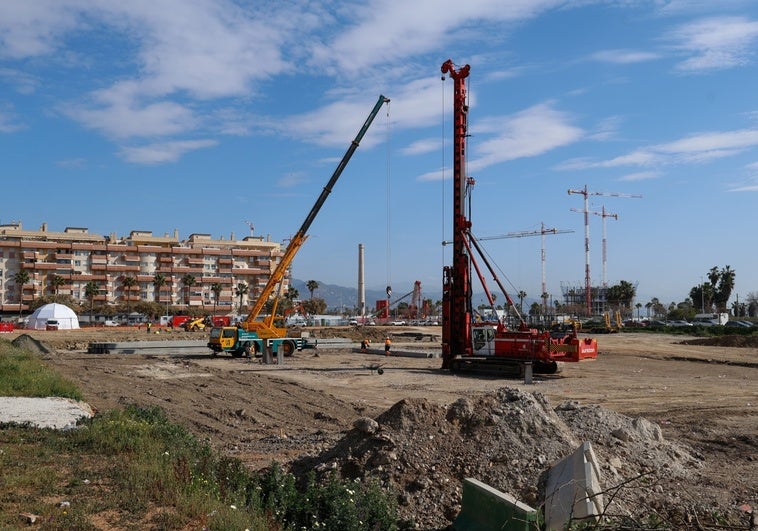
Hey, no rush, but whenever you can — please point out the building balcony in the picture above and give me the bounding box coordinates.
[122,254,140,262]
[54,253,73,260]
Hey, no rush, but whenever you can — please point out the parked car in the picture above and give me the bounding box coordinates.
[666,320,693,327]
[46,319,59,331]
[725,320,752,328]
[104,320,119,327]
[390,320,407,326]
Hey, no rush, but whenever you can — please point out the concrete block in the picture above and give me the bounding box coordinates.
[544,441,604,530]
[454,478,539,531]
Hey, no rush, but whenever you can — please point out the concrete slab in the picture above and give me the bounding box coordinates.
[544,441,604,530]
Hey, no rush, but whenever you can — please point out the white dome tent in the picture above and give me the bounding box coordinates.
[26,303,80,330]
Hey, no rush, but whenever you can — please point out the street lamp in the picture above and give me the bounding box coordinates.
[700,277,705,313]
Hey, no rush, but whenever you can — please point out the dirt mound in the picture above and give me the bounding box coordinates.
[294,387,703,529]
[680,334,758,348]
[11,334,53,355]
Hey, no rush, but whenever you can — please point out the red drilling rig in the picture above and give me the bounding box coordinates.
[440,59,598,375]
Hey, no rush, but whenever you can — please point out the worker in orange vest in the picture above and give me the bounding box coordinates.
[384,337,391,356]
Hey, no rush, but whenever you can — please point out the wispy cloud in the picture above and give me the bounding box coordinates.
[561,128,758,172]
[618,171,660,182]
[468,102,583,172]
[402,138,440,156]
[590,49,660,64]
[277,172,308,189]
[0,106,24,133]
[667,16,758,72]
[119,139,217,164]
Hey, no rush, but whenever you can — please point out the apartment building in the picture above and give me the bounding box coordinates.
[0,222,287,315]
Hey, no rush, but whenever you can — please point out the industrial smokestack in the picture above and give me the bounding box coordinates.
[358,244,365,318]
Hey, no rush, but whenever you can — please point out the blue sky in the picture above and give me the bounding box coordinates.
[2,0,757,309]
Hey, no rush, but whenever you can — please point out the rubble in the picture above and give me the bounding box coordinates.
[295,387,703,530]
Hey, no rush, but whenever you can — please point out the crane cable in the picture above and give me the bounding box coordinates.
[385,99,392,301]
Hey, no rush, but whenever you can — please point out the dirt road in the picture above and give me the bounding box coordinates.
[6,327,757,528]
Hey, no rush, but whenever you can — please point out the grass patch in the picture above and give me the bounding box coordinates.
[0,341,399,530]
[0,339,82,400]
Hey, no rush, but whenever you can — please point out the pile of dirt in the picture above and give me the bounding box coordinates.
[11,334,53,355]
[680,334,758,348]
[294,387,706,529]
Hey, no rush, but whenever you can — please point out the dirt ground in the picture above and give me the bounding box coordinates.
[5,326,757,529]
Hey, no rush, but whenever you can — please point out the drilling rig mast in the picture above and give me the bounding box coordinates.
[441,60,597,374]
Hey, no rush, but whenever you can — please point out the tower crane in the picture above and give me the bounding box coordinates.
[471,224,574,313]
[571,206,617,288]
[568,185,641,315]
[244,221,255,236]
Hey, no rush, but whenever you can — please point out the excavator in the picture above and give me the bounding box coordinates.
[207,94,391,358]
[440,59,597,375]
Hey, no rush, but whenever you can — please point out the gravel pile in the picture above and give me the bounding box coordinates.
[294,387,704,530]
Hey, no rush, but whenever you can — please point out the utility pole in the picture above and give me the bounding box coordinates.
[568,185,641,316]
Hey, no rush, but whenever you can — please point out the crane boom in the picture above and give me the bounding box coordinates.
[241,95,390,336]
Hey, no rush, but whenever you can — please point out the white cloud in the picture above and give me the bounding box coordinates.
[119,139,217,164]
[618,171,660,182]
[277,172,308,189]
[311,0,566,75]
[0,106,24,133]
[559,128,758,171]
[667,16,758,72]
[63,91,198,140]
[590,49,660,64]
[0,1,79,59]
[417,166,448,182]
[468,102,583,172]
[402,138,440,156]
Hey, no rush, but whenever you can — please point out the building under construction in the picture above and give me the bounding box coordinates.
[560,282,638,316]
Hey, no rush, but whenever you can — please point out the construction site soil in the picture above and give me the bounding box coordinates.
[5,326,757,529]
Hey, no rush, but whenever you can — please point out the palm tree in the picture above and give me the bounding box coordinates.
[210,282,222,317]
[181,274,196,307]
[517,291,527,315]
[122,275,138,314]
[153,273,167,315]
[235,282,249,312]
[49,274,65,296]
[84,281,100,326]
[635,302,642,320]
[306,280,319,299]
[13,270,30,320]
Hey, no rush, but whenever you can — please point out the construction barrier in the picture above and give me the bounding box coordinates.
[454,478,539,531]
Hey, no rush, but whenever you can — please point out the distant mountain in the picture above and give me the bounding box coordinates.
[290,279,400,313]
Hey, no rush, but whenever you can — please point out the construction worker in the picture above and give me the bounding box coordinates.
[384,337,391,356]
[360,338,370,352]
